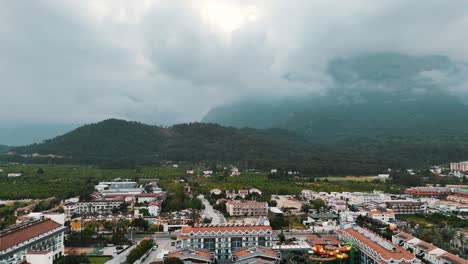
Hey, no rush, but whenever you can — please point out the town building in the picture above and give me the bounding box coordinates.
[24,251,54,264]
[166,248,214,263]
[385,200,426,214]
[95,181,144,196]
[337,225,421,264]
[176,224,275,261]
[135,193,163,204]
[70,213,134,231]
[450,161,468,172]
[433,200,468,215]
[210,189,222,196]
[148,200,162,216]
[64,200,124,220]
[225,201,268,216]
[404,187,449,197]
[0,218,65,264]
[368,209,396,224]
[232,246,281,263]
[226,190,249,199]
[347,192,385,205]
[248,188,262,196]
[393,232,466,264]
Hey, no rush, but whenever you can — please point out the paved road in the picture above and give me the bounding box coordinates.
[105,244,137,264]
[141,238,174,263]
[198,194,226,224]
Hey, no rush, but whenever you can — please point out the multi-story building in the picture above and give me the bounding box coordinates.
[404,187,450,197]
[226,190,249,199]
[368,209,396,223]
[450,161,468,172]
[148,200,162,216]
[337,225,420,264]
[166,248,214,263]
[232,246,281,264]
[434,201,468,215]
[0,218,65,264]
[348,192,385,205]
[95,181,144,196]
[385,200,426,214]
[64,200,123,220]
[393,232,466,264]
[176,224,275,261]
[225,200,268,216]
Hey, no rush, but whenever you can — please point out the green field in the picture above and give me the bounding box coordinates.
[88,256,112,264]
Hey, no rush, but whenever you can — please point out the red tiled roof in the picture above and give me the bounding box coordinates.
[0,219,62,251]
[168,248,212,261]
[343,228,416,261]
[437,252,466,264]
[179,225,273,238]
[234,246,279,260]
[306,234,320,240]
[414,241,436,252]
[395,232,414,241]
[148,201,162,206]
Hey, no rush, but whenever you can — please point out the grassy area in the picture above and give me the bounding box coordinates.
[396,214,435,227]
[397,213,468,228]
[88,256,112,264]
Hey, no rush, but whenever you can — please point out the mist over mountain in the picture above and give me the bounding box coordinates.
[0,123,79,146]
[203,53,468,143]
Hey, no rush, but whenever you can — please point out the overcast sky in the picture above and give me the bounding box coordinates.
[1,0,468,126]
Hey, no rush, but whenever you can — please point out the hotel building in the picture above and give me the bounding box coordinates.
[393,232,465,264]
[176,224,275,260]
[337,225,421,264]
[225,200,268,216]
[0,218,65,264]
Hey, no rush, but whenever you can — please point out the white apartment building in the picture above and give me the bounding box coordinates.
[368,209,396,224]
[148,200,162,216]
[177,224,275,261]
[337,226,421,264]
[393,232,465,264]
[225,201,268,216]
[64,200,123,220]
[0,218,65,264]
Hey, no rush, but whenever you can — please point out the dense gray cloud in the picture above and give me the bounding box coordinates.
[1,0,468,126]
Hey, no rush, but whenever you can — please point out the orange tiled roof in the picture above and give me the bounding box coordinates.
[343,228,416,261]
[167,248,211,261]
[179,224,273,238]
[437,252,466,264]
[414,241,436,252]
[0,220,62,251]
[395,232,414,242]
[234,246,280,261]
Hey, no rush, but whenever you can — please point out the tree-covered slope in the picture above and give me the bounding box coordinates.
[10,119,311,168]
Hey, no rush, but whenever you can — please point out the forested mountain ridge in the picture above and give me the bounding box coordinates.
[9,119,315,170]
[7,118,468,175]
[8,53,468,174]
